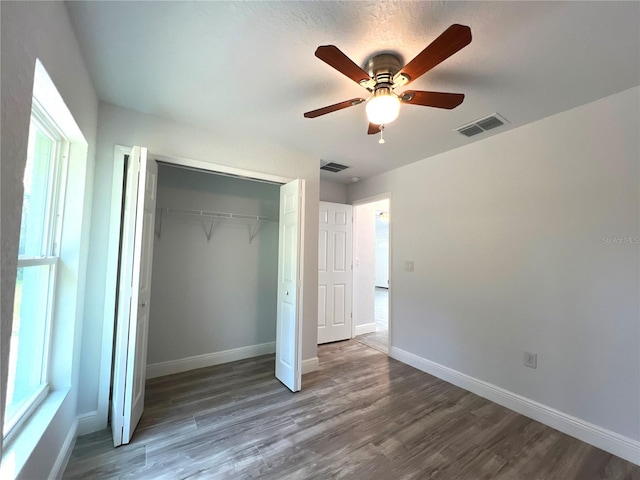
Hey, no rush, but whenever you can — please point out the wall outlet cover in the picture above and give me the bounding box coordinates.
[524,351,537,369]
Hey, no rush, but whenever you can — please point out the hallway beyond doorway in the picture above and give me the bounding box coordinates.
[354,287,388,354]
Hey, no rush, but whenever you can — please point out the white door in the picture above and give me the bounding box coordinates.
[111,146,158,446]
[318,202,353,344]
[275,179,304,392]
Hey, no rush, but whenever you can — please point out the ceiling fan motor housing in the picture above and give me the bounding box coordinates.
[364,53,403,89]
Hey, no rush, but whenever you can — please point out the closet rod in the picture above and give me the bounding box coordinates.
[159,207,277,222]
[155,207,277,243]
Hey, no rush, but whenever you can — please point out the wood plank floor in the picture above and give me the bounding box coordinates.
[354,330,387,354]
[64,341,640,479]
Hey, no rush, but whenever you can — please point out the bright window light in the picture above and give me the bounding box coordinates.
[4,101,69,441]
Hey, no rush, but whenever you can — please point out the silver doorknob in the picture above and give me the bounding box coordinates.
[286,291,289,296]
[142,302,147,308]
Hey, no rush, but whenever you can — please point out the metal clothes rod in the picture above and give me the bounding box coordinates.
[161,207,276,222]
[155,207,277,243]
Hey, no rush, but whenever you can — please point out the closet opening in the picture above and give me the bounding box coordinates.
[146,162,282,378]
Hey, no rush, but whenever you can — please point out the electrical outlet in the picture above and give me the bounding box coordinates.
[404,260,414,272]
[524,351,537,369]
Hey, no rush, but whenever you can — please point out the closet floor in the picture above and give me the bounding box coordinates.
[64,341,639,479]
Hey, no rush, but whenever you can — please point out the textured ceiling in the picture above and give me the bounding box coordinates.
[66,1,640,183]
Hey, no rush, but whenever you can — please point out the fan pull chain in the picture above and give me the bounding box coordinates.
[379,125,385,144]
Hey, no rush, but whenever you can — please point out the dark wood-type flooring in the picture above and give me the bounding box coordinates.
[64,341,640,479]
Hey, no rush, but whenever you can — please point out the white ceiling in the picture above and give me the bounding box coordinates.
[66,1,640,183]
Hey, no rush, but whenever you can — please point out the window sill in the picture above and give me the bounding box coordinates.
[1,388,70,479]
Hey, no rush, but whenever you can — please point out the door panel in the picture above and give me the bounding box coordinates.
[318,285,327,327]
[111,146,157,446]
[333,231,347,270]
[318,229,328,272]
[125,163,156,441]
[332,284,346,325]
[275,179,304,392]
[111,147,140,447]
[318,202,353,344]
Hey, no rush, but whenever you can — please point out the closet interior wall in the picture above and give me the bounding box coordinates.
[147,164,280,371]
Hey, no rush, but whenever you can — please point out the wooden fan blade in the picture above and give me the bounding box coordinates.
[401,91,465,109]
[397,25,471,85]
[368,123,381,135]
[304,98,365,118]
[315,45,372,86]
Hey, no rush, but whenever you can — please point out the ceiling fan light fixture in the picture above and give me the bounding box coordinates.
[365,88,400,125]
[304,25,472,133]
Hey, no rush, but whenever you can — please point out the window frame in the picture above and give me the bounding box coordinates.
[3,98,70,443]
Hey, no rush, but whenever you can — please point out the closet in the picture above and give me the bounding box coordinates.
[146,163,281,377]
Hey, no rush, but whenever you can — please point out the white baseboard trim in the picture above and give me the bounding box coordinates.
[49,418,77,480]
[147,342,276,379]
[390,346,640,466]
[77,410,105,436]
[354,323,377,336]
[302,357,320,374]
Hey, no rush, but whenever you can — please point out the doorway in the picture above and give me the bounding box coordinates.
[352,197,390,354]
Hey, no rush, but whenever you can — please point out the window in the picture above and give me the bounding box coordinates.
[4,100,69,441]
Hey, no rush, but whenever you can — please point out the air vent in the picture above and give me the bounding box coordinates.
[320,162,350,173]
[458,125,484,137]
[476,116,504,131]
[456,113,508,138]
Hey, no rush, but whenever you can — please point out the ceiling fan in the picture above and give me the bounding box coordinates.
[304,24,472,141]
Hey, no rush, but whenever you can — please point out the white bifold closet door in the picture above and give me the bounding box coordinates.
[317,202,353,344]
[275,179,305,392]
[111,146,158,447]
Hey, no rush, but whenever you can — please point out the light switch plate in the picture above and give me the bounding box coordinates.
[404,260,414,272]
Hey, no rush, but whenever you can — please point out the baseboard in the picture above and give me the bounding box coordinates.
[390,346,640,466]
[302,357,320,374]
[354,323,377,336]
[146,342,276,379]
[77,410,105,436]
[49,418,77,479]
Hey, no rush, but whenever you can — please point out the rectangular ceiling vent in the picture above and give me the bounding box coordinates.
[320,161,350,173]
[456,113,509,138]
[458,125,484,137]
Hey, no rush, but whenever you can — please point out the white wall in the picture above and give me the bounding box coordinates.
[319,179,348,204]
[0,1,98,476]
[79,102,319,426]
[348,87,640,457]
[148,166,279,365]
